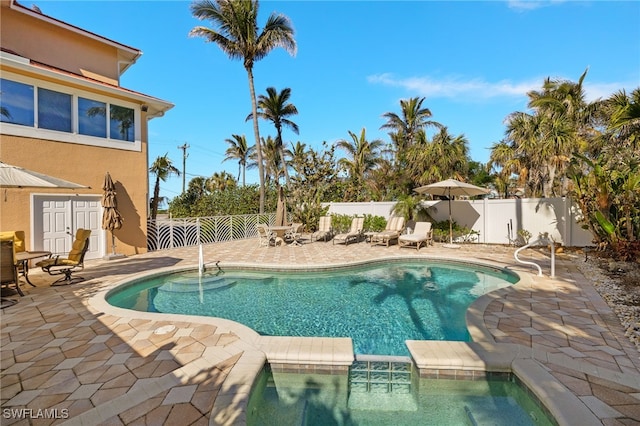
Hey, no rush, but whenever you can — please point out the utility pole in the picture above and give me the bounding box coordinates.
[178,142,189,193]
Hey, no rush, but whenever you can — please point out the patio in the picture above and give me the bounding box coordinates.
[1,238,639,425]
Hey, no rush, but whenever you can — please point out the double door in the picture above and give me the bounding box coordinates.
[33,195,103,260]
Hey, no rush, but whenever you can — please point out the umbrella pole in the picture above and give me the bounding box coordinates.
[111,232,116,255]
[448,191,453,244]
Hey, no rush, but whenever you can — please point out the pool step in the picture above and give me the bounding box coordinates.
[347,356,417,411]
[158,275,236,293]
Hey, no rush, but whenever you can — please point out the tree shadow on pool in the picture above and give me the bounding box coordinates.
[349,267,480,340]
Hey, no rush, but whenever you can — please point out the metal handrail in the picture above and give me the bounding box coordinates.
[513,232,555,277]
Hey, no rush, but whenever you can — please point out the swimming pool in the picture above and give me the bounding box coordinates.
[107,259,518,356]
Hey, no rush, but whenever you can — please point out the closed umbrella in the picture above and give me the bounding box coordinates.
[275,186,287,226]
[102,172,123,256]
[414,179,489,247]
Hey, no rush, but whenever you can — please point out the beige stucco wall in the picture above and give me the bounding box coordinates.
[1,1,124,84]
[0,131,150,256]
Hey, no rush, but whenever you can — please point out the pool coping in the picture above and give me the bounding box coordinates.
[87,256,603,426]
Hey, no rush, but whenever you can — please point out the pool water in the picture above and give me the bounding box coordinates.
[107,260,518,356]
[247,366,555,426]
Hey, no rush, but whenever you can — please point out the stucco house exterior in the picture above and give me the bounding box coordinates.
[0,0,173,259]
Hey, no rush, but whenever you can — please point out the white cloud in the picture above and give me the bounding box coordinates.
[507,0,566,12]
[367,73,540,101]
[367,73,636,103]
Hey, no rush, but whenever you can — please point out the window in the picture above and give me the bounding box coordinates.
[1,76,140,150]
[78,97,107,138]
[0,78,35,127]
[109,104,135,142]
[38,87,72,132]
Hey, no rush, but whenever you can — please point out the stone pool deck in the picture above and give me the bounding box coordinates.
[1,238,639,425]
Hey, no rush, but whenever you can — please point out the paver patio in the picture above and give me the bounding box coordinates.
[1,238,639,425]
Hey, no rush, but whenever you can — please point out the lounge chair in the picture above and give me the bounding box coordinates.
[257,224,276,247]
[1,239,22,300]
[333,216,364,245]
[398,221,433,251]
[311,216,333,242]
[36,229,91,285]
[371,216,405,247]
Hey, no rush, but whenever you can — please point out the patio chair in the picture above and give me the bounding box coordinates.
[311,216,333,242]
[36,229,91,286]
[333,216,364,245]
[398,221,433,251]
[285,222,304,246]
[257,224,276,247]
[1,239,23,300]
[370,216,405,247]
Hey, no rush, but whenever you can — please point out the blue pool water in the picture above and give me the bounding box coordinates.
[107,260,518,356]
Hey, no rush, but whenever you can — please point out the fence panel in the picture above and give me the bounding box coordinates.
[147,213,275,251]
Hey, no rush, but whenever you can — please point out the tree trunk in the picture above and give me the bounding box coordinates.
[246,67,265,213]
[151,177,161,219]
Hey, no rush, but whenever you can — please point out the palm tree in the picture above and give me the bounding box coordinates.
[149,153,180,219]
[420,127,469,183]
[336,128,384,201]
[206,171,237,192]
[223,134,253,185]
[190,0,296,213]
[381,97,441,153]
[247,87,299,185]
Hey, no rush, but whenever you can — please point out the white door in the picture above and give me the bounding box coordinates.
[33,195,104,260]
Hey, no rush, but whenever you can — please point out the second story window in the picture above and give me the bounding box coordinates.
[38,87,72,132]
[78,97,107,138]
[0,79,35,127]
[110,104,134,141]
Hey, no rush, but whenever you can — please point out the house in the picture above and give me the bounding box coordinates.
[0,0,173,259]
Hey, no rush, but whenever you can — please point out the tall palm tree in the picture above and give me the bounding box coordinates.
[222,134,253,186]
[149,153,180,219]
[190,0,296,213]
[336,128,384,201]
[247,87,299,185]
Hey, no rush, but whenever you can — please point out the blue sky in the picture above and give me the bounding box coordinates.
[28,1,640,200]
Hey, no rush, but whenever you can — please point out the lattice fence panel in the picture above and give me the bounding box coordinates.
[147,213,276,251]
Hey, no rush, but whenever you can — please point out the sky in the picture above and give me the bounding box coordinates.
[23,0,640,201]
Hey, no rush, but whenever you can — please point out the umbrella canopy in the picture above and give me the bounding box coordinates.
[414,179,489,246]
[102,172,123,255]
[0,161,87,188]
[275,186,287,226]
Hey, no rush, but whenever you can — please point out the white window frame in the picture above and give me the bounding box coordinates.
[1,71,142,152]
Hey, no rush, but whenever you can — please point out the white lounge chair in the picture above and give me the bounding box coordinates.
[333,217,364,245]
[311,216,333,242]
[371,216,405,247]
[398,221,433,251]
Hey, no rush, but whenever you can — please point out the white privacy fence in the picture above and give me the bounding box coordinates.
[147,198,594,251]
[325,197,594,247]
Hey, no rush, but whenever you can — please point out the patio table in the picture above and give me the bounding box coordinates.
[16,250,51,286]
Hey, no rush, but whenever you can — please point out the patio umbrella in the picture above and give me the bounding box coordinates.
[414,179,489,247]
[274,186,287,226]
[101,172,123,255]
[0,161,87,189]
